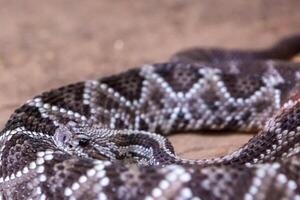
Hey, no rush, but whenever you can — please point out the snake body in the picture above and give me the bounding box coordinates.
[1,35,300,200]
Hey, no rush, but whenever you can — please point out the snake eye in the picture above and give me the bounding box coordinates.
[78,138,89,147]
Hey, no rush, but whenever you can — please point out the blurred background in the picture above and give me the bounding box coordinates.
[1,0,300,159]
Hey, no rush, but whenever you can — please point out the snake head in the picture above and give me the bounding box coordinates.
[54,122,119,161]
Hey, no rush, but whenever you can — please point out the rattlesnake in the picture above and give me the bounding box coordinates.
[1,35,300,200]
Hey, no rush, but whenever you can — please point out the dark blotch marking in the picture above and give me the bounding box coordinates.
[155,63,203,92]
[41,82,91,118]
[4,105,56,135]
[101,68,145,102]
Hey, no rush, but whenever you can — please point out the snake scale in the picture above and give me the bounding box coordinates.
[1,35,300,200]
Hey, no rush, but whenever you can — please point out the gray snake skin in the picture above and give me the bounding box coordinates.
[1,35,300,200]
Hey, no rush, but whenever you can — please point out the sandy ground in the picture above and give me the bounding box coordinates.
[1,0,300,159]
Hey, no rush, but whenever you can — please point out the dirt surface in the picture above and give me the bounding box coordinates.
[1,0,300,159]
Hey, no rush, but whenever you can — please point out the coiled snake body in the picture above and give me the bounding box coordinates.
[1,35,300,200]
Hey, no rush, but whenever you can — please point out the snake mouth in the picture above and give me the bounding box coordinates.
[88,144,119,161]
[88,150,112,160]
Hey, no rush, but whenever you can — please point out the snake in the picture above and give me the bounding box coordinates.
[1,35,300,200]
